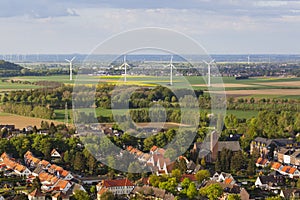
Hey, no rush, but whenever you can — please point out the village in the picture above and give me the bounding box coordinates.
[0,122,300,200]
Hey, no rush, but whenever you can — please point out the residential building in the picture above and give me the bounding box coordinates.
[97,178,135,198]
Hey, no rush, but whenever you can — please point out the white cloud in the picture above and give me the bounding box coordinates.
[0,1,300,54]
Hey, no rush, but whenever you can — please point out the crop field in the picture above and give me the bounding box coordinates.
[0,113,63,129]
[0,80,41,91]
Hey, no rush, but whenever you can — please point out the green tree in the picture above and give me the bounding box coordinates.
[73,152,85,172]
[227,194,241,200]
[199,183,223,200]
[186,182,197,199]
[171,169,182,182]
[73,190,91,200]
[195,170,210,184]
[99,191,115,200]
[180,178,191,195]
[158,177,178,194]
[32,177,42,192]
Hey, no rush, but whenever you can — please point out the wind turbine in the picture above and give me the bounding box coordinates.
[120,55,130,82]
[247,55,250,65]
[65,56,76,81]
[164,55,176,86]
[203,59,215,87]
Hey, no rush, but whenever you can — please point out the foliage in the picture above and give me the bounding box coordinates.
[199,183,223,200]
[227,194,241,200]
[73,190,91,200]
[195,170,210,184]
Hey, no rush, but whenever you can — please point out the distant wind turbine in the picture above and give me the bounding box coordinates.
[65,56,76,81]
[247,55,250,65]
[164,56,176,86]
[120,55,130,82]
[203,59,215,87]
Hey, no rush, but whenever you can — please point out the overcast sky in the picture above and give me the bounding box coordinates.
[1,0,300,54]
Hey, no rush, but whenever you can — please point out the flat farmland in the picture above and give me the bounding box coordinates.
[0,113,63,129]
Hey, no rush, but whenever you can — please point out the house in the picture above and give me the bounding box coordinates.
[28,189,46,200]
[270,162,300,178]
[211,172,236,185]
[24,151,41,168]
[291,150,300,166]
[250,137,297,158]
[131,185,175,200]
[97,178,135,197]
[51,149,61,159]
[38,160,51,170]
[254,175,283,191]
[147,153,175,175]
[0,152,31,177]
[276,148,294,164]
[51,192,70,200]
[256,157,269,167]
[53,179,72,194]
[280,189,300,199]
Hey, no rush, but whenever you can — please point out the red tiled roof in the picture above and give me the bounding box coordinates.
[55,180,70,189]
[281,166,291,173]
[102,178,134,187]
[224,178,233,184]
[29,189,45,197]
[180,174,197,182]
[290,167,297,174]
[271,162,282,170]
[150,146,158,152]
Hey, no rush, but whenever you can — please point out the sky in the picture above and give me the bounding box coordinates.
[0,0,300,54]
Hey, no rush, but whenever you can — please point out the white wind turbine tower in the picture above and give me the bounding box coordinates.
[247,55,250,65]
[65,56,76,81]
[120,55,130,82]
[164,55,176,86]
[203,59,215,87]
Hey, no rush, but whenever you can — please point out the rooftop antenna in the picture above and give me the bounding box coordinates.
[65,56,76,81]
[120,55,130,82]
[164,55,176,86]
[203,59,215,87]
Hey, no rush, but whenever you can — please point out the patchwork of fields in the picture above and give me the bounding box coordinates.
[0,75,299,126]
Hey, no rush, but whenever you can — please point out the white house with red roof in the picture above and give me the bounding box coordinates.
[0,152,31,177]
[51,149,61,159]
[96,178,135,197]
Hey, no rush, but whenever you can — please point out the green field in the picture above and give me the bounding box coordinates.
[0,81,41,91]
[54,107,259,123]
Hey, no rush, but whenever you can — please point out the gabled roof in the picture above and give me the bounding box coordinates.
[291,150,300,158]
[271,162,282,170]
[257,175,276,184]
[55,180,70,190]
[150,146,158,152]
[39,160,50,167]
[29,189,45,197]
[102,178,135,187]
[180,174,197,182]
[256,157,269,165]
[218,141,241,152]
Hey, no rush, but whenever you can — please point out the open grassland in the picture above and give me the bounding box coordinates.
[0,113,63,129]
[54,107,259,123]
[0,81,41,91]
